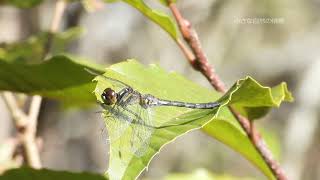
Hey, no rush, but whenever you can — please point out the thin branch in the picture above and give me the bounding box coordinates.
[44,0,67,57]
[23,95,42,168]
[169,2,226,92]
[176,39,196,66]
[50,0,67,33]
[1,0,67,169]
[2,92,42,168]
[1,92,28,129]
[28,96,42,136]
[23,0,67,168]
[167,1,287,180]
[230,108,287,179]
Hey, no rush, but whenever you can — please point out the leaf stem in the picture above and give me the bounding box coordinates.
[167,1,287,179]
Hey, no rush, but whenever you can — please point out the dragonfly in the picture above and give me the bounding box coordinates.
[86,68,220,157]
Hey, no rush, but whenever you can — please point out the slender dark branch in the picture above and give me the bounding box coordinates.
[169,2,226,92]
[229,108,287,180]
[167,1,287,180]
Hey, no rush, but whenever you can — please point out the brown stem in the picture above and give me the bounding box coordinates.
[169,2,226,92]
[230,108,287,180]
[167,1,287,180]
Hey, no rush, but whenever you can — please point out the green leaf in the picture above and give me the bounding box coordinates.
[0,0,43,8]
[203,120,271,178]
[0,55,103,106]
[93,60,292,180]
[226,77,293,106]
[105,0,178,40]
[0,27,84,63]
[0,167,107,180]
[220,77,293,120]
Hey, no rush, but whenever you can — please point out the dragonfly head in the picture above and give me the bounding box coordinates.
[101,88,117,105]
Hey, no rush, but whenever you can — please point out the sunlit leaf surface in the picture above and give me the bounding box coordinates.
[94,60,292,180]
[0,27,84,63]
[0,0,43,8]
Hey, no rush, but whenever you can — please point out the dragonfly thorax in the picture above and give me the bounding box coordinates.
[140,94,158,109]
[101,88,117,105]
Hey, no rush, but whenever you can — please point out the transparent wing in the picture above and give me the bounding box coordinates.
[129,105,154,157]
[101,87,154,157]
[102,105,132,141]
[109,96,149,158]
[101,92,140,141]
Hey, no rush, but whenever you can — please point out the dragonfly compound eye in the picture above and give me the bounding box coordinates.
[102,88,117,105]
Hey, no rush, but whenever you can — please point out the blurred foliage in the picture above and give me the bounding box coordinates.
[0,0,43,8]
[0,167,107,180]
[0,27,84,64]
[0,55,103,106]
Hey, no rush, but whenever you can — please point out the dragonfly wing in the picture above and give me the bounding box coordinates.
[108,98,148,158]
[102,105,132,141]
[101,89,154,157]
[129,106,154,157]
[101,92,139,141]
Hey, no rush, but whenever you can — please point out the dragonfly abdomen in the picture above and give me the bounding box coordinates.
[156,99,219,109]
